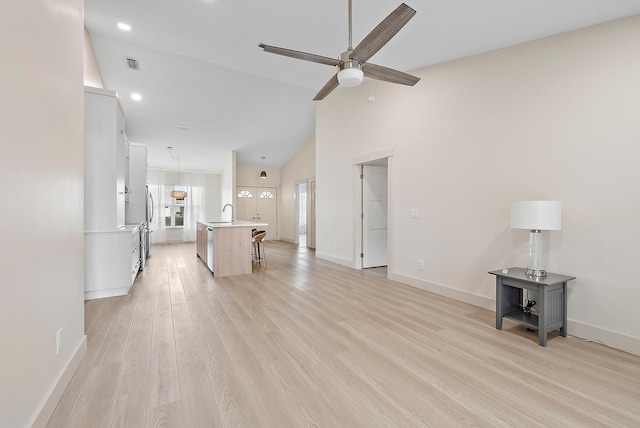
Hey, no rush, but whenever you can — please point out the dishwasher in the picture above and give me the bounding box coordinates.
[206,225,215,272]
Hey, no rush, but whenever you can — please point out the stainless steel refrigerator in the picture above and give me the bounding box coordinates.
[141,185,153,269]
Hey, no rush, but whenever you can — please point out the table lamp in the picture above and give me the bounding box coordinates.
[511,201,562,277]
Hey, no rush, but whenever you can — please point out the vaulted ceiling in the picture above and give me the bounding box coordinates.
[85,0,640,172]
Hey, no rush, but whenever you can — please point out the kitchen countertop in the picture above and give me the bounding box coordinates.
[85,223,143,234]
[197,220,268,228]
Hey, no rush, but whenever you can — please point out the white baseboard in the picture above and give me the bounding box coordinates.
[389,272,496,311]
[567,320,640,356]
[390,273,639,356]
[30,335,88,428]
[315,251,356,269]
[84,285,130,300]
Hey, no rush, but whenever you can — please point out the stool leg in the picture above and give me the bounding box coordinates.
[258,241,266,268]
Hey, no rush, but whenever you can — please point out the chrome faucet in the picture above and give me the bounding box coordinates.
[223,203,234,222]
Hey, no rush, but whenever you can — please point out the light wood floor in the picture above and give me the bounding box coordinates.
[48,241,640,427]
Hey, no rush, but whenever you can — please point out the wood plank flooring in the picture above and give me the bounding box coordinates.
[47,241,640,427]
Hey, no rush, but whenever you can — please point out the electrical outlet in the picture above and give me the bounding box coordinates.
[333,243,338,251]
[418,260,424,270]
[411,209,419,219]
[56,329,62,355]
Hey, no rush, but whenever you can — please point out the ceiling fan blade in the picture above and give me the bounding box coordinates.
[259,44,341,66]
[363,63,420,86]
[350,3,416,64]
[313,74,340,101]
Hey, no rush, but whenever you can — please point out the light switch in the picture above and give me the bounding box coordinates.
[411,209,419,219]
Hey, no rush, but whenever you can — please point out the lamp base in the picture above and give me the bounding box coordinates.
[526,268,547,277]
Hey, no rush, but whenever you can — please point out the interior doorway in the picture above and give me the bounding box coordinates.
[361,160,388,268]
[309,180,316,249]
[296,182,307,246]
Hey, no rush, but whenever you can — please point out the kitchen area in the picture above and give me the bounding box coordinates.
[84,86,272,300]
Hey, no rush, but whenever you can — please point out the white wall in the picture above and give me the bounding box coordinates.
[236,165,281,187]
[205,173,222,221]
[280,137,316,242]
[220,151,236,221]
[316,15,640,355]
[0,1,87,426]
[84,28,104,89]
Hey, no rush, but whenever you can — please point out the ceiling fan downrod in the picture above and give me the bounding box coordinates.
[348,0,353,51]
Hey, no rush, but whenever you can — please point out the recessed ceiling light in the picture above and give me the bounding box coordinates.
[131,93,142,101]
[117,22,132,31]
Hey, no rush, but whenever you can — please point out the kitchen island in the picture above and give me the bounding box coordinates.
[196,220,268,277]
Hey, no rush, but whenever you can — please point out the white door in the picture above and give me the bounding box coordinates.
[362,165,388,268]
[236,186,277,240]
[256,188,277,240]
[236,187,256,222]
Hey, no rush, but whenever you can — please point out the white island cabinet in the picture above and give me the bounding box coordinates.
[196,220,268,277]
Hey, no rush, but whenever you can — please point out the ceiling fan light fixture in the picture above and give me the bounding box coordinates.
[259,2,419,100]
[337,61,364,87]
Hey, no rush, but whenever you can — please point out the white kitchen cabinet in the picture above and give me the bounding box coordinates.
[84,86,128,231]
[84,86,140,300]
[126,142,148,224]
[196,222,208,263]
[84,224,142,300]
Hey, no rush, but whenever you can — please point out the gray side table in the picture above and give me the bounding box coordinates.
[489,267,576,347]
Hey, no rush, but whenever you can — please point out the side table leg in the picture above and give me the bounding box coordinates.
[560,281,568,337]
[496,277,504,330]
[538,284,547,347]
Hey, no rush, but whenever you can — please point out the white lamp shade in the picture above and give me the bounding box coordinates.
[337,68,364,87]
[511,201,561,230]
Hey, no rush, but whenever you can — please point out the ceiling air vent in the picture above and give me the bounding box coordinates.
[124,56,140,71]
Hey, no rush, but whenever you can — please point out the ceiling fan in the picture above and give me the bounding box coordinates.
[259,0,420,101]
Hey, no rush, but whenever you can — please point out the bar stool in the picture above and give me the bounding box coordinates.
[252,230,267,268]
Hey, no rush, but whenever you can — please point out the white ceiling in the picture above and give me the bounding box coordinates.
[85,0,640,173]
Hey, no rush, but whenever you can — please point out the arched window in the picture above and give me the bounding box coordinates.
[259,191,274,199]
[237,190,253,198]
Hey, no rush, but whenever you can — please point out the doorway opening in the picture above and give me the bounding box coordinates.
[360,159,388,269]
[296,182,307,247]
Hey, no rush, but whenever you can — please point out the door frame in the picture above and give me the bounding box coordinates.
[352,148,394,274]
[294,179,308,246]
[361,163,389,268]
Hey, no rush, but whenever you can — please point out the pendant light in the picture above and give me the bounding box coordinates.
[168,146,187,199]
[259,155,267,179]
